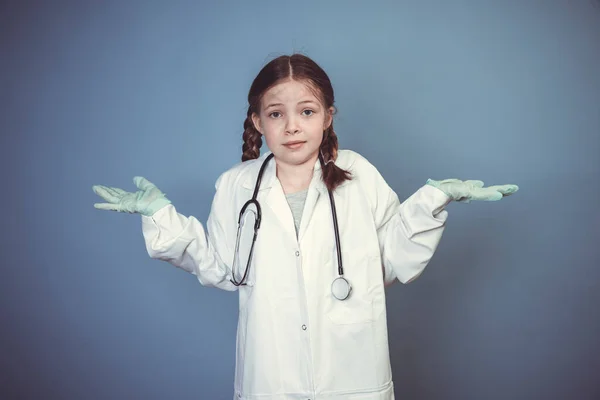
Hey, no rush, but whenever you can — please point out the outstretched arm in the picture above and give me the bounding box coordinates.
[376,184,450,285]
[140,173,238,291]
[362,162,519,285]
[93,175,238,291]
[356,158,451,285]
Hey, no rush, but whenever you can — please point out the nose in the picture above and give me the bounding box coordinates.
[285,116,300,135]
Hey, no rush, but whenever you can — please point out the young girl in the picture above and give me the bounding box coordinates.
[93,54,518,400]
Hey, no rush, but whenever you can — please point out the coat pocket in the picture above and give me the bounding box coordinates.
[326,251,384,325]
[326,296,375,325]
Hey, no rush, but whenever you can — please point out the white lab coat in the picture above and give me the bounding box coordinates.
[141,149,451,399]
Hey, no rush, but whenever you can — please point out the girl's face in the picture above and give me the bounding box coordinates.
[252,79,333,171]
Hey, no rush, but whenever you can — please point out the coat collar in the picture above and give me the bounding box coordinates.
[239,150,353,243]
[240,151,330,196]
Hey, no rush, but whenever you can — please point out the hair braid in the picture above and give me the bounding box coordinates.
[320,123,352,192]
[241,107,262,162]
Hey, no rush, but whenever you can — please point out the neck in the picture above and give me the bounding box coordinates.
[276,155,317,194]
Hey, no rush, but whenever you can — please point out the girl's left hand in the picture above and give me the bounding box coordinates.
[426,178,519,203]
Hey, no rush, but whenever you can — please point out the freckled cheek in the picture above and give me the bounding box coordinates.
[263,118,283,128]
[261,120,284,136]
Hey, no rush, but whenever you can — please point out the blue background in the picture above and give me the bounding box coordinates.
[2,1,599,399]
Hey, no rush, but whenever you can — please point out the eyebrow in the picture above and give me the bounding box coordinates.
[264,100,318,110]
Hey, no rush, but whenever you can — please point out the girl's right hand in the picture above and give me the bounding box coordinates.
[92,176,172,217]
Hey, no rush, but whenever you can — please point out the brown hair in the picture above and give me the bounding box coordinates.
[241,53,352,192]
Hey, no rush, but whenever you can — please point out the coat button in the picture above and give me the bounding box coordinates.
[295,251,300,256]
[302,324,307,330]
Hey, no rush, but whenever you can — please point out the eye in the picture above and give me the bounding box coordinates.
[269,111,282,118]
[302,109,315,116]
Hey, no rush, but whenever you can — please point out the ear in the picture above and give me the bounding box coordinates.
[324,106,334,130]
[251,112,263,135]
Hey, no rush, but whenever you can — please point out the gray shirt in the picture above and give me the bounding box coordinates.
[285,189,308,238]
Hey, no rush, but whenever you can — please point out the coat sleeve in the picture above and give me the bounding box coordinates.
[140,172,238,291]
[358,157,451,285]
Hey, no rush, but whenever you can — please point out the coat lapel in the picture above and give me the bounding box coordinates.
[264,176,297,240]
[240,152,341,244]
[297,162,328,242]
[241,152,297,241]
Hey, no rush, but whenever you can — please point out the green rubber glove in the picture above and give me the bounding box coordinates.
[92,176,172,217]
[426,178,518,203]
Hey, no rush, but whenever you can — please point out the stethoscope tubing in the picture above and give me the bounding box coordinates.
[231,152,347,297]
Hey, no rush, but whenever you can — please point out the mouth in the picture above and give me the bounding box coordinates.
[283,141,306,149]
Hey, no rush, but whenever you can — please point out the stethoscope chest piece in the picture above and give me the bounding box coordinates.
[331,276,352,301]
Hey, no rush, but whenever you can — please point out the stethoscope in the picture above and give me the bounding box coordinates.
[230,152,352,301]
